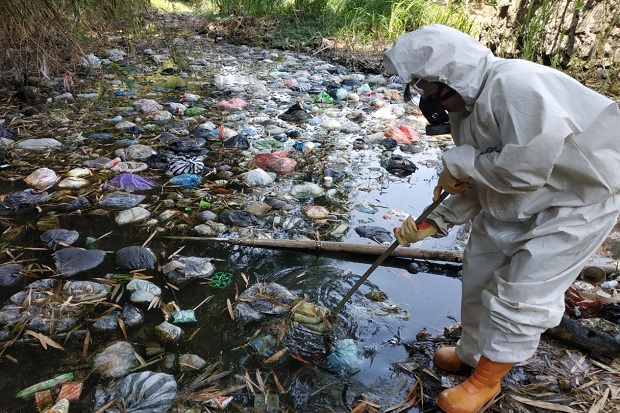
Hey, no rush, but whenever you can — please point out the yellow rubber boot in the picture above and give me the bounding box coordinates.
[433,347,469,372]
[437,356,514,413]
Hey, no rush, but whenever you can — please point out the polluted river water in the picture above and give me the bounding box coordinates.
[0,27,468,412]
[0,163,464,412]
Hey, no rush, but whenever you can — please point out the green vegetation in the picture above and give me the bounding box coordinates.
[191,0,476,48]
[0,0,616,86]
[0,0,147,82]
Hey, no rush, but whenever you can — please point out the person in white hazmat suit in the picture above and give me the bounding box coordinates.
[385,24,620,413]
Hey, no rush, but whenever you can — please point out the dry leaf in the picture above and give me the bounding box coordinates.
[589,387,611,413]
[142,229,158,247]
[82,329,90,358]
[265,348,288,364]
[25,330,65,351]
[226,299,234,320]
[244,371,256,394]
[508,394,579,413]
[147,295,160,311]
[255,369,266,393]
[94,399,118,413]
[187,327,201,341]
[118,317,128,340]
[290,352,310,364]
[179,362,200,370]
[134,351,146,366]
[271,370,285,393]
[166,282,180,291]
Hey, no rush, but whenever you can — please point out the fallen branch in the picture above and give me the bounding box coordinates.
[544,316,620,360]
[160,237,464,263]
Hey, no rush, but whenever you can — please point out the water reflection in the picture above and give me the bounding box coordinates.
[155,240,461,411]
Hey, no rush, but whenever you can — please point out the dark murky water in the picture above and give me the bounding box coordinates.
[0,202,462,412]
[0,33,468,412]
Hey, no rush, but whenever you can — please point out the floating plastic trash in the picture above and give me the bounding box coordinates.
[170,173,202,189]
[92,371,177,413]
[171,310,197,323]
[207,272,233,288]
[44,398,69,413]
[205,396,234,410]
[184,107,207,116]
[326,339,362,375]
[249,151,296,175]
[108,172,159,191]
[115,246,157,270]
[24,168,58,191]
[34,390,53,412]
[57,381,83,401]
[155,321,183,343]
[16,373,74,399]
[313,91,334,104]
[53,248,106,278]
[168,155,205,175]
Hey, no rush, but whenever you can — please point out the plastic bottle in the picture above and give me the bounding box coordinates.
[103,157,121,169]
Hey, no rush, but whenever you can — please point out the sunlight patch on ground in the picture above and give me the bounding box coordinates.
[151,0,194,13]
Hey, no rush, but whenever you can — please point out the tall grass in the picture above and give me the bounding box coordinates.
[491,0,563,66]
[197,0,477,49]
[0,0,148,83]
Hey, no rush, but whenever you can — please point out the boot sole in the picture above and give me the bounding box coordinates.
[436,390,501,413]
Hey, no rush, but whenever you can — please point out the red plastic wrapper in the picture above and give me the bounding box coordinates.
[204,396,233,410]
[384,124,420,144]
[249,151,296,175]
[57,381,83,401]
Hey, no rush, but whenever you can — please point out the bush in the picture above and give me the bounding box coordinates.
[0,0,148,84]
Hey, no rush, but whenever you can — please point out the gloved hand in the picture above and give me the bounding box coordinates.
[433,167,471,201]
[394,217,438,245]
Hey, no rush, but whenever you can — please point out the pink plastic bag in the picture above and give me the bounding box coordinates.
[216,97,248,110]
[250,151,297,175]
[217,124,238,139]
[384,124,420,144]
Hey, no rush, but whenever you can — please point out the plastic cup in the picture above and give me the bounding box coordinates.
[302,142,315,154]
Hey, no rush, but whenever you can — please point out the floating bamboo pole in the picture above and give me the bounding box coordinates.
[160,236,464,263]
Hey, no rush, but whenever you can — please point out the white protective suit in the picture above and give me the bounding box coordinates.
[384,25,620,364]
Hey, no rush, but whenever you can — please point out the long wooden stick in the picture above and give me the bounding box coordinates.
[161,236,463,263]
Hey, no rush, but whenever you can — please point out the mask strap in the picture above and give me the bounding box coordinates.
[434,85,457,102]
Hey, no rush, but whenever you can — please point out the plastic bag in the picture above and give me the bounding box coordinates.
[384,124,420,144]
[92,371,177,412]
[216,97,248,110]
[249,151,296,175]
[244,168,275,187]
[24,168,58,191]
[326,339,362,374]
[115,246,157,270]
[107,173,159,191]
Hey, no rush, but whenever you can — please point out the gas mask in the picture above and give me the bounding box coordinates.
[405,80,455,135]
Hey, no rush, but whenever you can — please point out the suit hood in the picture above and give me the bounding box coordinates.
[384,24,495,106]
